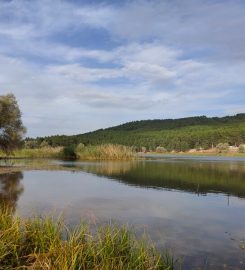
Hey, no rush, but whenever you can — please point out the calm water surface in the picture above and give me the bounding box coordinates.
[0,155,245,269]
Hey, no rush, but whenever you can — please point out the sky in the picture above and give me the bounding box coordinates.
[0,0,245,137]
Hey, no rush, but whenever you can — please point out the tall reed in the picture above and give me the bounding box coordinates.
[75,144,136,160]
[0,147,63,159]
[0,209,175,269]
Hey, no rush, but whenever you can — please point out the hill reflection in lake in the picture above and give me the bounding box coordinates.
[61,158,245,198]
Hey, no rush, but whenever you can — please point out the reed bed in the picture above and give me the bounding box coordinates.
[0,144,136,160]
[0,147,63,159]
[0,209,174,270]
[75,144,136,160]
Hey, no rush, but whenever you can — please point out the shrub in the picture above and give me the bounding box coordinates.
[216,143,229,153]
[156,146,167,153]
[180,142,190,152]
[76,143,85,152]
[24,140,39,149]
[63,145,77,159]
[40,140,49,148]
[238,144,245,153]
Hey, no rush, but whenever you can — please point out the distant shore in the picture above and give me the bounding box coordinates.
[143,151,245,158]
[1,144,245,160]
[0,144,136,160]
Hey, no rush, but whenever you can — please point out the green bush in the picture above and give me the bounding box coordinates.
[63,145,77,159]
[216,143,229,153]
[76,143,85,152]
[40,140,49,148]
[156,146,167,153]
[24,139,39,149]
[238,144,245,153]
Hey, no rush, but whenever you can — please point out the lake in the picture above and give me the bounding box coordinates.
[1,155,245,269]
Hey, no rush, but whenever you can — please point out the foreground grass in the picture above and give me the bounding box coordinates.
[75,144,136,160]
[0,210,174,270]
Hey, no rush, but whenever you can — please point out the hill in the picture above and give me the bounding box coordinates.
[29,114,245,151]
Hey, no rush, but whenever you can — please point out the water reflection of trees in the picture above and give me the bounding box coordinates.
[77,161,245,198]
[0,172,24,211]
[77,161,137,175]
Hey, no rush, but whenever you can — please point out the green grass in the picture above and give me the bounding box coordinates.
[0,147,63,159]
[0,144,136,160]
[0,209,175,270]
[75,144,136,160]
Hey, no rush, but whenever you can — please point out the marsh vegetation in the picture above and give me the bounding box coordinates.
[0,144,136,161]
[1,157,245,269]
[0,209,174,270]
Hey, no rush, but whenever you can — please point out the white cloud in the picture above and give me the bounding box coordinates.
[93,0,245,60]
[0,0,244,136]
[1,0,245,60]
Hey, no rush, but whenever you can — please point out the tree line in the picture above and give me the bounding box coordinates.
[1,93,244,153]
[27,114,245,152]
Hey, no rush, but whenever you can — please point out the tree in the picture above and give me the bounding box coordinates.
[24,139,39,149]
[0,172,24,211]
[0,94,26,154]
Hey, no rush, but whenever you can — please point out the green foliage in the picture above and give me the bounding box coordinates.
[156,146,167,153]
[24,139,49,149]
[238,144,245,153]
[26,114,245,152]
[24,139,39,149]
[63,145,77,159]
[216,143,229,153]
[0,94,26,154]
[0,210,175,269]
[76,142,85,152]
[75,144,136,160]
[0,144,136,160]
[39,140,49,148]
[0,147,63,159]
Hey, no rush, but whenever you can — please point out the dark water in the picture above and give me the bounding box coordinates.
[0,156,245,269]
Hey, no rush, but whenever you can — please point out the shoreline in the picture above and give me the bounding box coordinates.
[1,151,245,160]
[142,151,245,158]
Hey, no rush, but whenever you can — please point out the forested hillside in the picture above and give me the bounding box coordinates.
[28,114,245,151]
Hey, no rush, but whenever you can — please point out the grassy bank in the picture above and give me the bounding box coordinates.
[0,147,63,159]
[75,144,136,160]
[0,210,174,270]
[0,144,136,161]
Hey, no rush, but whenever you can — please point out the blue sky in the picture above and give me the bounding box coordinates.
[0,0,245,136]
